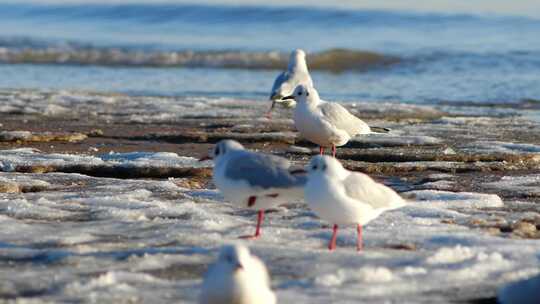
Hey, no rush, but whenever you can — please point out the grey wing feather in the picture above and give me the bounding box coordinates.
[270,71,290,98]
[343,173,404,209]
[319,102,370,135]
[225,151,306,189]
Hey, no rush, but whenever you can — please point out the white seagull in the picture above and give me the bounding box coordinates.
[286,84,389,157]
[266,49,313,117]
[199,244,276,304]
[200,139,306,239]
[304,155,405,251]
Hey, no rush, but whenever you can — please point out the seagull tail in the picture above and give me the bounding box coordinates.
[369,126,391,134]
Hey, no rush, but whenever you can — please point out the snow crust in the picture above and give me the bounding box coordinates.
[0,167,538,303]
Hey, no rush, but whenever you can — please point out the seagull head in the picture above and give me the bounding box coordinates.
[284,84,319,105]
[218,244,250,272]
[289,48,306,63]
[199,139,244,163]
[288,49,309,73]
[307,155,348,179]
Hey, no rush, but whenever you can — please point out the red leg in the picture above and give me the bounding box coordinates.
[319,146,325,155]
[240,210,264,240]
[357,224,363,251]
[265,101,276,119]
[254,210,264,237]
[328,224,338,251]
[332,145,336,157]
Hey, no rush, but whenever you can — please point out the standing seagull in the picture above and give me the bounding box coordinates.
[199,244,276,304]
[304,155,405,251]
[266,49,313,117]
[200,140,306,239]
[286,84,389,157]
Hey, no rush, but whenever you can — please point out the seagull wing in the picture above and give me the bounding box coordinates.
[342,172,405,210]
[270,71,290,99]
[225,151,306,189]
[319,102,371,136]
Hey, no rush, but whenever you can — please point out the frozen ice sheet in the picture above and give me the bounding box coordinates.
[0,149,208,174]
[0,170,538,303]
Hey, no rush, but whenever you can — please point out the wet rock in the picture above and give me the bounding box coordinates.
[511,220,538,238]
[0,131,32,141]
[441,218,456,225]
[172,178,208,189]
[0,179,19,193]
[287,145,312,154]
[0,131,87,143]
[442,147,456,155]
[385,243,417,251]
[87,129,104,137]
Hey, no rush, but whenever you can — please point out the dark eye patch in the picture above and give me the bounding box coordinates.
[312,164,318,170]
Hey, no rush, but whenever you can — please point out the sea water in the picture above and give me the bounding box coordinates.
[0,1,539,103]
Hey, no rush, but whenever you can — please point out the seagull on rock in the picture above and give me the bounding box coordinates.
[286,84,389,157]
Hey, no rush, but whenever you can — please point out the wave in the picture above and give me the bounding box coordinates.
[0,46,399,71]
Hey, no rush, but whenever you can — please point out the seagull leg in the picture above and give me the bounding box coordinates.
[332,145,336,157]
[328,224,338,251]
[240,210,264,240]
[357,224,363,251]
[265,101,276,119]
[254,210,264,237]
[319,146,325,155]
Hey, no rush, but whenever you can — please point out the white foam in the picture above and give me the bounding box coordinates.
[426,245,475,264]
[408,190,504,208]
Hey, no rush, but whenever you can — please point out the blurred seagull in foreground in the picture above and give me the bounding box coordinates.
[304,156,405,251]
[266,49,313,118]
[286,84,389,157]
[200,139,306,239]
[199,244,276,304]
[498,273,540,304]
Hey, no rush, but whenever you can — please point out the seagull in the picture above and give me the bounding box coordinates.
[286,84,389,157]
[304,155,405,251]
[266,49,313,117]
[200,139,306,239]
[498,274,540,304]
[199,244,276,304]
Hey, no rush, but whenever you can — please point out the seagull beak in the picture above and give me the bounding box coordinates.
[198,155,212,162]
[234,262,244,271]
[282,95,295,100]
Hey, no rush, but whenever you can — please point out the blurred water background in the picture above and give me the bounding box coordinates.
[0,0,539,104]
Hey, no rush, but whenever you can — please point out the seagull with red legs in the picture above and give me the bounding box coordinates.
[200,139,306,239]
[285,84,389,157]
[304,155,405,251]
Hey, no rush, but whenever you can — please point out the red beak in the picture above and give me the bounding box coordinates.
[198,156,212,162]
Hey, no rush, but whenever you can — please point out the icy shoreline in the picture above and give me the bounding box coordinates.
[0,89,539,302]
